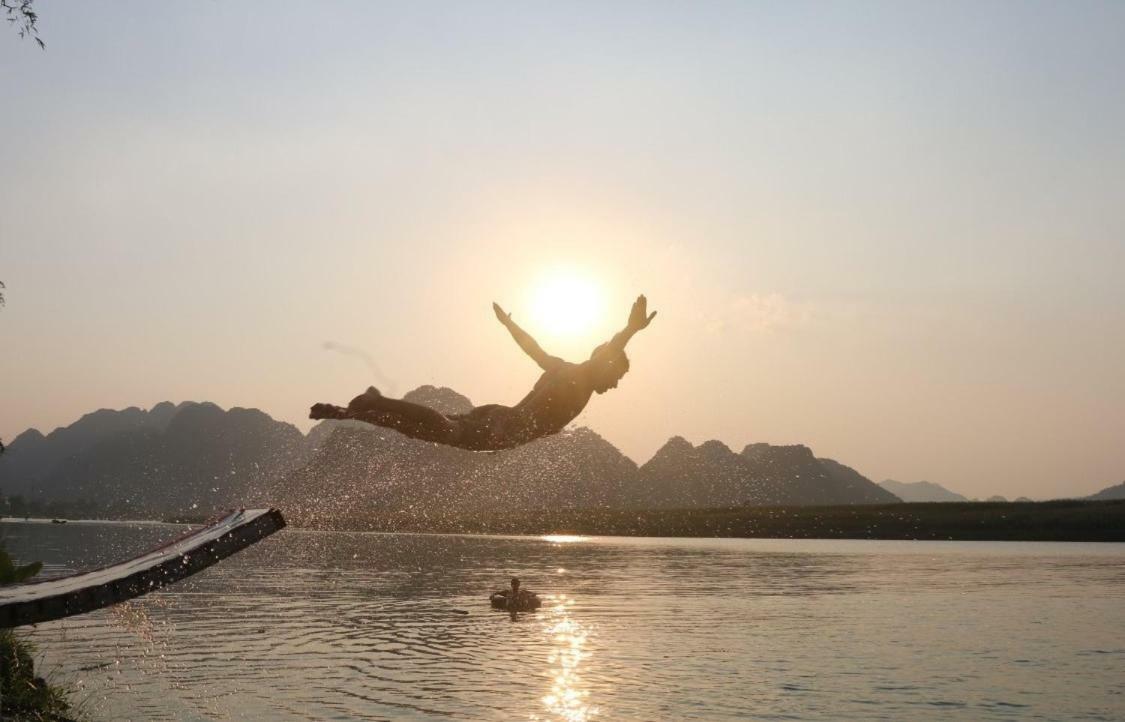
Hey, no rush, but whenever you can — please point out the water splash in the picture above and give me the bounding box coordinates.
[322,341,398,396]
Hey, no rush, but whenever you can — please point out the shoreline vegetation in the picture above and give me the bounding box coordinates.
[106,499,1125,543]
[0,630,75,722]
[8,500,1123,542]
[295,499,1125,542]
[0,546,75,722]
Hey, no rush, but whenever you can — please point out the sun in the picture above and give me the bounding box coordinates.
[527,271,607,341]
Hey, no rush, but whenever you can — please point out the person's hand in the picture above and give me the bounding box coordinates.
[493,302,513,326]
[627,294,657,331]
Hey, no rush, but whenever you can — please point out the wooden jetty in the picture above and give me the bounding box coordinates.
[0,508,286,628]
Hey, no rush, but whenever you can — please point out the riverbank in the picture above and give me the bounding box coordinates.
[295,499,1125,542]
[11,499,1124,543]
[0,629,75,721]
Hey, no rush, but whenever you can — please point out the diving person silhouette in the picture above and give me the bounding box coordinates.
[309,295,656,451]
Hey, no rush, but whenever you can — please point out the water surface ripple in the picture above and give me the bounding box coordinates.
[5,522,1123,721]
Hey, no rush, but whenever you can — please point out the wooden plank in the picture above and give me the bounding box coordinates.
[0,508,286,628]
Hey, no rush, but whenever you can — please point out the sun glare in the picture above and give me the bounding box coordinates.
[528,272,606,341]
[542,534,588,544]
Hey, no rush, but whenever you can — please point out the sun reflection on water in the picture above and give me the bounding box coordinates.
[534,594,597,722]
[541,535,588,544]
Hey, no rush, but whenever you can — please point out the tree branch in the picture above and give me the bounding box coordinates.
[2,0,44,48]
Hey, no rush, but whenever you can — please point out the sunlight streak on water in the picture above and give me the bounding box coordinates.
[541,535,587,544]
[536,595,596,722]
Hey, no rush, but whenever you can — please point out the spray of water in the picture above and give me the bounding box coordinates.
[322,341,399,397]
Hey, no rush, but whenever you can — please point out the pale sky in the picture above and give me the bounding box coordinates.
[1,1,1123,500]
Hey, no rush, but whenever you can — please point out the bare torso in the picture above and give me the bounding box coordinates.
[453,361,593,449]
[511,361,594,434]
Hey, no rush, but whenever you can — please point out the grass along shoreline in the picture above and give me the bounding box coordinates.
[292,499,1125,542]
[10,499,1125,543]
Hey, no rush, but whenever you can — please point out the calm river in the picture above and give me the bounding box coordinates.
[4,521,1123,721]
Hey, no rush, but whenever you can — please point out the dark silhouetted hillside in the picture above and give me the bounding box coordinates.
[637,437,752,507]
[274,422,480,528]
[4,388,900,523]
[277,413,638,528]
[637,438,898,508]
[457,426,639,513]
[401,385,473,415]
[817,458,902,504]
[0,405,170,497]
[1088,481,1125,500]
[879,479,969,503]
[1,402,308,516]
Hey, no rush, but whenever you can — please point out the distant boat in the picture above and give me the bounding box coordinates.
[50,519,67,524]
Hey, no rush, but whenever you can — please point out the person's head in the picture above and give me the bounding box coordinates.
[588,344,630,394]
[511,577,520,590]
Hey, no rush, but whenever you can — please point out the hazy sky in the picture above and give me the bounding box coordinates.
[2,1,1123,499]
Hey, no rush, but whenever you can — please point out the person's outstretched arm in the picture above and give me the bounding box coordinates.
[493,303,563,371]
[602,294,657,354]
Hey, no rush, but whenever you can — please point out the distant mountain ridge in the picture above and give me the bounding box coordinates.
[879,479,969,503]
[1088,481,1125,501]
[1,389,899,523]
[639,438,897,508]
[0,401,311,516]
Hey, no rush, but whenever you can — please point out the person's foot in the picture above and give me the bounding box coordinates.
[309,403,347,420]
[347,386,383,412]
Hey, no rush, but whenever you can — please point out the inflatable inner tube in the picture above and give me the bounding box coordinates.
[490,589,542,612]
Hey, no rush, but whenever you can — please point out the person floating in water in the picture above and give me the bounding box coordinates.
[504,577,524,612]
[490,577,542,612]
[310,294,656,451]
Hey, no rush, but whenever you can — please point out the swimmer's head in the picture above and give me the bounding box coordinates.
[511,577,521,590]
[588,344,630,394]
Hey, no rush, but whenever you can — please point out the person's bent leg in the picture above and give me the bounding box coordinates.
[313,388,460,445]
[352,407,459,445]
[347,391,450,429]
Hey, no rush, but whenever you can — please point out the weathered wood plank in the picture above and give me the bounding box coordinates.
[0,508,286,628]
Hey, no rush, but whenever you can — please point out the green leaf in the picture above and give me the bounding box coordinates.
[0,550,42,584]
[12,561,41,583]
